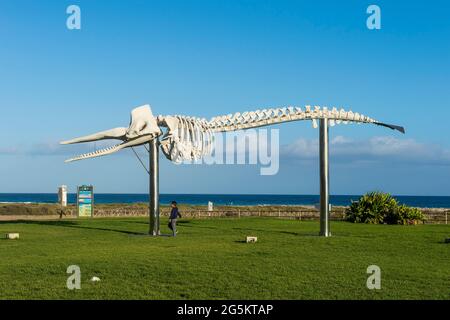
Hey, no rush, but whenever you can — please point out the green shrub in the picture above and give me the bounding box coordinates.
[390,205,425,225]
[345,192,426,225]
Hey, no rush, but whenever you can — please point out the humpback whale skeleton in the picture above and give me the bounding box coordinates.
[61,104,404,163]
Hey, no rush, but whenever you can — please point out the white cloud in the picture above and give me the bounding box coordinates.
[0,141,119,156]
[2,135,450,167]
[0,146,20,155]
[281,135,450,165]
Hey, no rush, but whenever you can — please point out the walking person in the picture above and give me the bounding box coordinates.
[168,201,182,236]
[58,206,67,219]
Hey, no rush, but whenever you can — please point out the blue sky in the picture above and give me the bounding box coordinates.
[0,0,449,195]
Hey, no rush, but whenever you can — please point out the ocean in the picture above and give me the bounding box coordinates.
[0,193,449,208]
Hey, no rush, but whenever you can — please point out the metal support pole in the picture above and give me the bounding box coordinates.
[319,119,331,237]
[149,139,160,236]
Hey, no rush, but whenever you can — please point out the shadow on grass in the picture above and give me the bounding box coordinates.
[174,221,220,231]
[177,220,191,224]
[0,219,145,236]
[118,220,192,226]
[231,227,319,237]
[128,233,175,238]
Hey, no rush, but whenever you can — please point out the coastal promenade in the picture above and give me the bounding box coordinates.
[1,203,448,224]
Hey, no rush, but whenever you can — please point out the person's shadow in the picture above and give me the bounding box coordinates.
[0,219,145,236]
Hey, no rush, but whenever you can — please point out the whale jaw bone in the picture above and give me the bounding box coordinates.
[61,104,162,162]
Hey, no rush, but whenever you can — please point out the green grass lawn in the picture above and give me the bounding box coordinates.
[0,217,448,300]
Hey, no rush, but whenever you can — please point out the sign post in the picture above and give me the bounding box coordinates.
[77,185,94,217]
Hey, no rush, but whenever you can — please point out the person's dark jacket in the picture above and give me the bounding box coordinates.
[169,207,182,220]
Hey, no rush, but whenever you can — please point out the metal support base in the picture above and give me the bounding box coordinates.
[319,119,331,237]
[149,139,160,236]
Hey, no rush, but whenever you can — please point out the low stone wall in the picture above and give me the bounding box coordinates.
[80,207,448,224]
[1,203,448,224]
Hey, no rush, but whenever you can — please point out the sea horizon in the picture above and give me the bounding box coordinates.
[1,193,450,208]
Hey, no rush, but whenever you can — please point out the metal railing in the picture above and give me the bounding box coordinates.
[90,208,449,224]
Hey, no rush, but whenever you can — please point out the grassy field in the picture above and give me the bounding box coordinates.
[0,217,448,300]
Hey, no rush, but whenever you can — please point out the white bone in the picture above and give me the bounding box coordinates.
[62,103,402,164]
